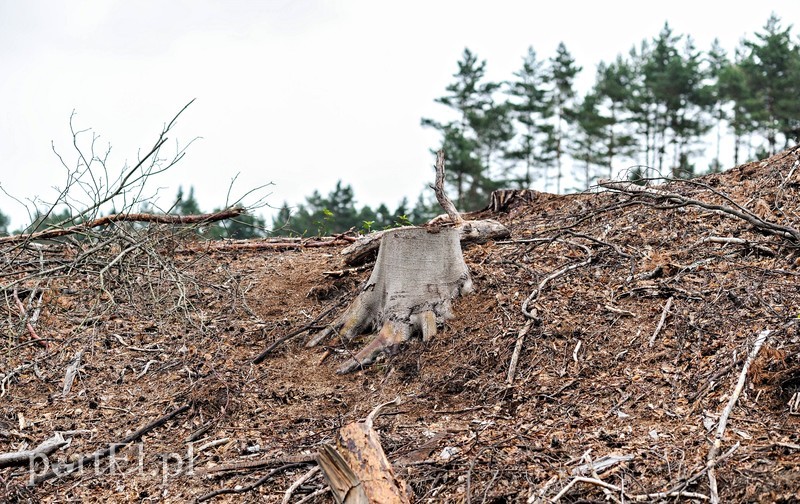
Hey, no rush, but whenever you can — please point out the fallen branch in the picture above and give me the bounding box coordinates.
[506,320,533,385]
[0,433,68,469]
[180,236,356,253]
[648,296,673,347]
[706,329,771,503]
[550,475,709,502]
[253,294,350,364]
[521,241,593,319]
[195,453,316,476]
[196,462,310,502]
[599,180,800,243]
[12,288,47,349]
[700,236,775,256]
[32,404,190,485]
[0,208,246,245]
[282,466,321,504]
[61,349,84,396]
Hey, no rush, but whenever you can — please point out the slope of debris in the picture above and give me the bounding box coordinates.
[1,147,799,503]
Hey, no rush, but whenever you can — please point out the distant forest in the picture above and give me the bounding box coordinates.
[268,14,800,236]
[1,15,797,239]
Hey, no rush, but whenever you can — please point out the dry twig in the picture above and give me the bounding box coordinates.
[648,296,673,347]
[706,329,771,503]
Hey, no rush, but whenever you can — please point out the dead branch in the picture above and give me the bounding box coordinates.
[178,236,355,253]
[0,433,68,469]
[432,150,463,225]
[195,453,317,476]
[599,180,800,243]
[506,320,533,385]
[700,236,775,256]
[521,241,593,319]
[196,462,311,502]
[0,208,245,245]
[282,466,321,504]
[61,349,84,396]
[32,404,189,485]
[648,296,673,347]
[12,287,47,348]
[706,329,771,504]
[253,294,350,364]
[549,475,709,502]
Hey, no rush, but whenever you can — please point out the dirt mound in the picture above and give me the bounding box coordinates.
[2,147,799,503]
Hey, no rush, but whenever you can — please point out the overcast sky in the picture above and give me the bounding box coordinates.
[1,1,798,230]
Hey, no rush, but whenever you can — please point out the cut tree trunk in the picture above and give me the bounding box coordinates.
[308,226,473,374]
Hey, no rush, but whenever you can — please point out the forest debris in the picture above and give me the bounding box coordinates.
[253,293,350,363]
[317,398,410,504]
[31,404,190,485]
[521,240,593,319]
[599,179,800,243]
[0,433,69,469]
[196,462,312,502]
[648,296,673,347]
[195,453,317,476]
[706,329,771,503]
[62,349,84,396]
[0,208,246,245]
[506,320,533,385]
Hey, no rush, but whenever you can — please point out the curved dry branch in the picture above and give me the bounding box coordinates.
[598,180,800,243]
[0,208,244,245]
[432,149,463,225]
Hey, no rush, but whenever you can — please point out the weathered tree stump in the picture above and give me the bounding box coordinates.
[308,226,473,374]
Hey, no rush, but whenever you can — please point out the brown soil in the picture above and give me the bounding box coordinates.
[2,147,799,503]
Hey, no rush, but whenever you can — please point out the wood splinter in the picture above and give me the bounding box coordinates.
[317,397,411,504]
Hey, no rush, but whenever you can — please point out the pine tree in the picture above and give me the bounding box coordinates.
[594,57,638,179]
[422,48,508,210]
[642,24,709,178]
[706,39,730,169]
[717,46,758,165]
[547,42,582,193]
[741,14,800,152]
[174,186,201,215]
[506,46,553,188]
[572,91,608,190]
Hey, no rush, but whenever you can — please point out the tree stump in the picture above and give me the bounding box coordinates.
[308,226,473,374]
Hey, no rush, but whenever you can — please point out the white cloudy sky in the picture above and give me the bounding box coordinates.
[1,0,798,230]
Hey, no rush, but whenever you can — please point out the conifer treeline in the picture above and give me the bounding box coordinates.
[4,16,795,238]
[269,14,799,236]
[424,15,800,210]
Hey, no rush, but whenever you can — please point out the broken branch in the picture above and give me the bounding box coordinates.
[432,150,463,225]
[0,208,246,245]
[599,180,800,243]
[648,296,673,347]
[706,329,771,503]
[0,433,68,469]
